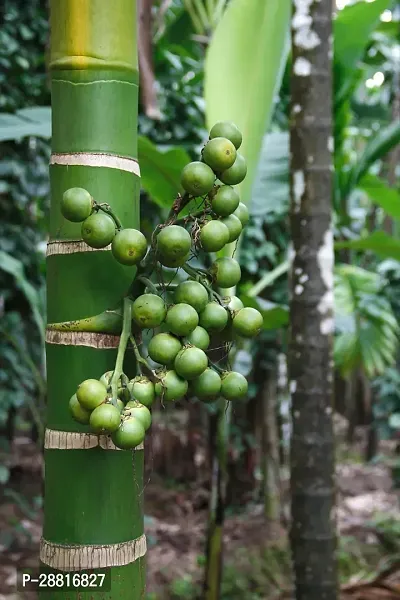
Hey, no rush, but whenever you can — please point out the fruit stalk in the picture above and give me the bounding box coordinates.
[110,298,132,402]
[42,1,145,597]
[96,203,124,230]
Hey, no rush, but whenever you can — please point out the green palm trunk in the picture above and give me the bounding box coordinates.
[40,1,145,597]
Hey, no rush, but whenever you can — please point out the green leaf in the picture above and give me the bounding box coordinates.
[251,132,289,217]
[204,0,291,209]
[334,263,398,378]
[334,0,391,106]
[347,121,400,192]
[335,231,400,261]
[358,174,400,219]
[241,295,289,330]
[138,136,191,209]
[0,251,44,343]
[0,107,51,141]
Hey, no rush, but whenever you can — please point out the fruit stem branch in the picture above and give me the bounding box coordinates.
[130,335,158,382]
[110,297,132,404]
[137,276,160,296]
[209,361,225,375]
[154,283,178,291]
[181,263,203,280]
[175,208,210,225]
[95,203,123,230]
[181,263,224,303]
[167,192,192,221]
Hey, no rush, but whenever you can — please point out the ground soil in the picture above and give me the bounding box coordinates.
[0,435,399,600]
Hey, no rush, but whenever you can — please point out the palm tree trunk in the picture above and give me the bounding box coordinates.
[289,0,338,598]
[203,400,231,600]
[40,1,146,597]
[261,371,281,525]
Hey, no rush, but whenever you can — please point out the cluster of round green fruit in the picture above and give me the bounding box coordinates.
[61,187,147,265]
[64,121,263,450]
[130,282,261,404]
[69,373,154,449]
[180,121,248,254]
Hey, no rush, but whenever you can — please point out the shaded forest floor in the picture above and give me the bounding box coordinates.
[0,435,399,600]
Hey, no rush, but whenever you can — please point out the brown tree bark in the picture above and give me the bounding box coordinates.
[289,1,338,599]
[258,370,281,526]
[138,0,161,119]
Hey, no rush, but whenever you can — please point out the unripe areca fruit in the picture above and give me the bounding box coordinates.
[165,303,199,336]
[200,220,229,253]
[184,326,210,351]
[148,333,182,365]
[191,368,222,401]
[233,202,250,227]
[233,307,263,338]
[202,137,236,173]
[199,302,229,332]
[125,401,152,431]
[220,214,242,243]
[112,418,145,450]
[219,153,247,186]
[223,295,244,314]
[89,403,121,434]
[99,371,114,388]
[69,394,91,424]
[211,186,240,217]
[157,225,191,267]
[132,294,167,329]
[112,228,147,266]
[61,187,93,222]
[221,371,248,400]
[174,280,209,313]
[155,369,188,402]
[81,212,116,249]
[174,346,208,380]
[210,121,242,150]
[209,257,241,289]
[116,398,125,411]
[77,379,107,411]
[128,376,155,408]
[181,161,215,196]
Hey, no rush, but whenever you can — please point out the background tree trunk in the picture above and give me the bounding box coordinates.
[289,0,338,599]
[260,370,281,526]
[41,1,146,597]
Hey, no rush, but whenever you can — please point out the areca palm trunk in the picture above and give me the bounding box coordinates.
[40,1,146,597]
[289,0,337,598]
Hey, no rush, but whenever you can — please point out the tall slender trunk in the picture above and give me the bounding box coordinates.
[203,400,231,600]
[41,2,146,597]
[289,1,338,599]
[261,371,281,525]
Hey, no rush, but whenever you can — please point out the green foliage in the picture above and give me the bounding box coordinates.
[0,0,49,111]
[138,136,190,209]
[0,250,45,340]
[372,368,400,440]
[334,0,391,106]
[336,231,400,261]
[345,120,400,196]
[358,174,400,220]
[0,0,49,434]
[204,0,291,206]
[250,132,289,218]
[183,0,228,35]
[334,264,399,378]
[0,106,51,141]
